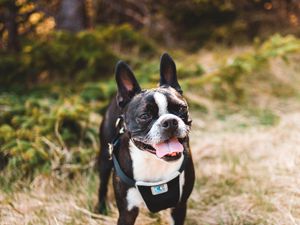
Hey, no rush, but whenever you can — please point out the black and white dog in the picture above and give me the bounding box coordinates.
[97,53,195,225]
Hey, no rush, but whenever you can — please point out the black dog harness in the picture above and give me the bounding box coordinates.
[109,117,187,213]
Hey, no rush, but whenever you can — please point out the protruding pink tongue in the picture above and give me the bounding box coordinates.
[153,138,184,158]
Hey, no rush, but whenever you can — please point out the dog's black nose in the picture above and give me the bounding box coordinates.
[161,119,178,131]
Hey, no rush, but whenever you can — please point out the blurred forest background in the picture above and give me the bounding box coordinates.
[1,0,300,224]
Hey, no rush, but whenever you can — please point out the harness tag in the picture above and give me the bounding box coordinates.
[151,183,168,195]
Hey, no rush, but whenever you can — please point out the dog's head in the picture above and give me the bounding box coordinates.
[116,53,191,161]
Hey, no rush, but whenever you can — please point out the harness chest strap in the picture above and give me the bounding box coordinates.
[112,152,187,213]
[112,150,187,188]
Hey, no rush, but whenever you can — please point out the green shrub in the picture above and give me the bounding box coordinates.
[185,34,300,102]
[0,87,106,179]
[0,24,156,85]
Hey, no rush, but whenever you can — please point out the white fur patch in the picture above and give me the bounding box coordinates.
[129,140,183,182]
[126,187,144,211]
[169,215,175,225]
[154,92,168,116]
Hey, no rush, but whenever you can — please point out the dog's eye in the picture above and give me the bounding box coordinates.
[178,105,187,114]
[138,113,152,121]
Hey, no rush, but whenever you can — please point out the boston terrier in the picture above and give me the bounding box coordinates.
[97,53,195,225]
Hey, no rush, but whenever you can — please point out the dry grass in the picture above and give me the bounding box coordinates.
[189,104,300,225]
[1,97,300,224]
[2,50,300,224]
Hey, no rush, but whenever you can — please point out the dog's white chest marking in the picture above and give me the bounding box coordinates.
[129,141,183,182]
[126,141,185,211]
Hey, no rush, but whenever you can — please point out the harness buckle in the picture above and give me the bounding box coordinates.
[115,117,121,128]
[119,127,125,134]
[108,143,113,160]
[115,116,125,134]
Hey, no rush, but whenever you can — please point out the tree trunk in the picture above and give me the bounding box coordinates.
[56,0,87,32]
[4,1,20,52]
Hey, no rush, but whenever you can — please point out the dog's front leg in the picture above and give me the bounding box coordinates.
[113,175,139,225]
[117,207,139,225]
[170,202,187,225]
[97,145,113,214]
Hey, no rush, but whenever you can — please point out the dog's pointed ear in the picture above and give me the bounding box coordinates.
[115,61,141,108]
[160,53,182,94]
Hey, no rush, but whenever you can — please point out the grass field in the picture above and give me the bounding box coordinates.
[1,41,300,224]
[1,96,300,225]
